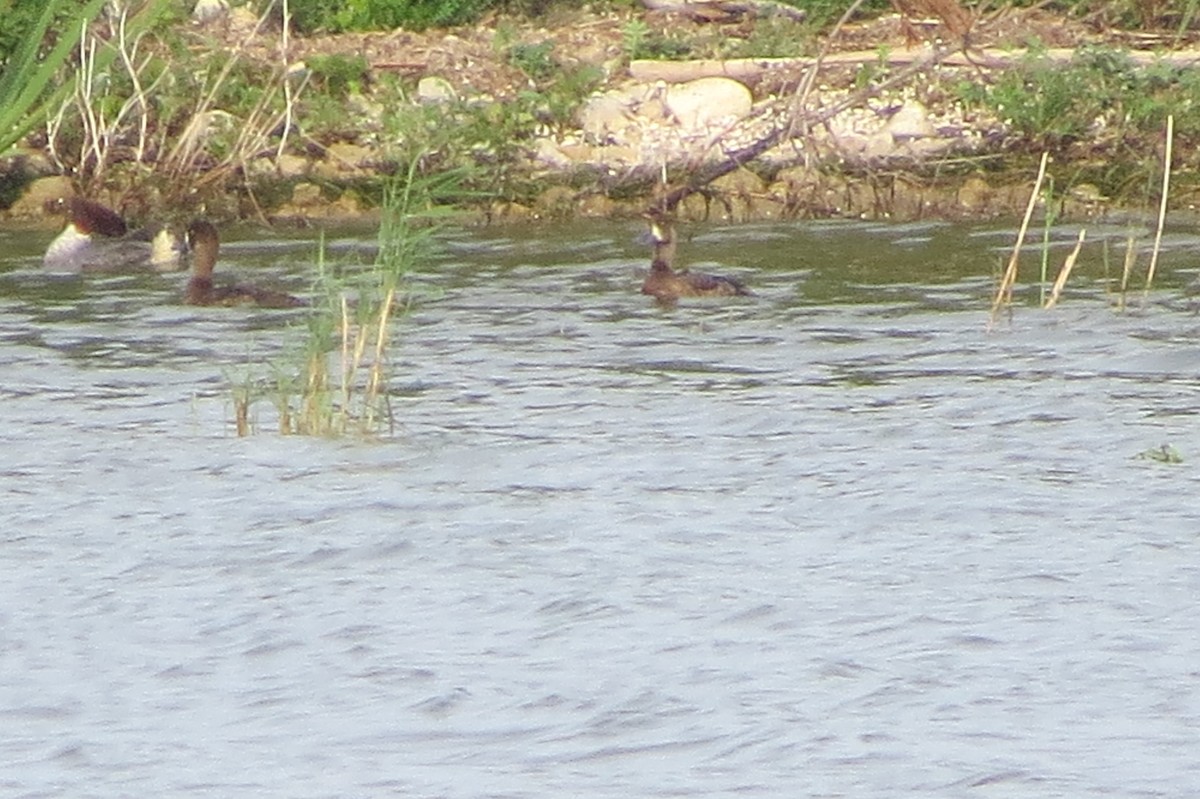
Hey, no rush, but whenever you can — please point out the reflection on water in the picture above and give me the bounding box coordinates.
[3,218,1200,797]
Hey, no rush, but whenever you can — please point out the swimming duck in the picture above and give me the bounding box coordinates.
[184,220,306,308]
[641,209,752,302]
[42,196,185,272]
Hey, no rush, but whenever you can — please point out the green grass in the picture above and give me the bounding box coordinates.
[243,162,459,438]
[957,46,1200,149]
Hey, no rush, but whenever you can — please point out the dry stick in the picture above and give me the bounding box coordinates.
[1044,228,1087,310]
[989,151,1050,329]
[1145,114,1174,296]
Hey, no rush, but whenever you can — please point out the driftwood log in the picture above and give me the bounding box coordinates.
[630,46,1200,83]
[641,0,806,23]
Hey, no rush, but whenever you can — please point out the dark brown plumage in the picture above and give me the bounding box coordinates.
[184,220,306,309]
[641,210,751,303]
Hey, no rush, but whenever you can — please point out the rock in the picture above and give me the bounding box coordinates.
[192,0,228,24]
[887,101,937,142]
[665,77,752,131]
[577,193,617,217]
[276,153,310,179]
[9,175,74,219]
[289,182,324,208]
[417,76,457,104]
[578,84,663,143]
[532,139,575,170]
[313,142,373,180]
[957,175,992,212]
[712,167,766,195]
[533,185,577,218]
[226,5,258,35]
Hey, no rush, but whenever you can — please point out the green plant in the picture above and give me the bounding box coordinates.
[723,14,815,59]
[507,40,557,81]
[956,46,1200,153]
[620,18,693,60]
[290,0,491,33]
[307,53,370,98]
[1137,444,1183,464]
[0,0,108,157]
[254,161,460,437]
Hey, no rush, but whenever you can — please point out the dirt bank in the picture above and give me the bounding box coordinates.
[5,3,1200,227]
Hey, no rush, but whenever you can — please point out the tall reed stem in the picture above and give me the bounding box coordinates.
[1145,114,1173,295]
[989,151,1049,328]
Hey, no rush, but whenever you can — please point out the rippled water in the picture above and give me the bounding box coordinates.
[4,216,1200,797]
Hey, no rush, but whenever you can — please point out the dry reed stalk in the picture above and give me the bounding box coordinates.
[363,286,396,430]
[1044,228,1086,310]
[234,393,250,437]
[340,294,352,418]
[276,0,296,163]
[114,7,151,165]
[277,396,291,435]
[989,151,1050,328]
[161,1,306,185]
[1114,234,1138,311]
[1145,114,1174,294]
[302,350,329,435]
[64,7,159,185]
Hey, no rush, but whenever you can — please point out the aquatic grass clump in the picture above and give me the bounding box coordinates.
[990,115,1176,323]
[260,165,452,438]
[1136,444,1183,465]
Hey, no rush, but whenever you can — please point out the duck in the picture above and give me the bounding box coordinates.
[184,219,306,308]
[641,209,752,302]
[42,196,186,273]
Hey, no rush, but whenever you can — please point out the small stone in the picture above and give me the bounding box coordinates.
[887,101,936,142]
[275,153,310,179]
[417,76,457,104]
[290,182,324,207]
[226,5,258,35]
[192,0,228,24]
[957,176,992,211]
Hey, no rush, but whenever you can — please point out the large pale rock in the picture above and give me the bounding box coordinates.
[665,77,752,130]
[417,76,457,104]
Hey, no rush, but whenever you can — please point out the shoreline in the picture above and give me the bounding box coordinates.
[3,5,1199,230]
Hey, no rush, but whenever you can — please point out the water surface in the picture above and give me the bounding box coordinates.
[3,217,1200,797]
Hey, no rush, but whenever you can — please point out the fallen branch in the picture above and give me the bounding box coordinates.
[641,0,807,23]
[629,46,1200,83]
